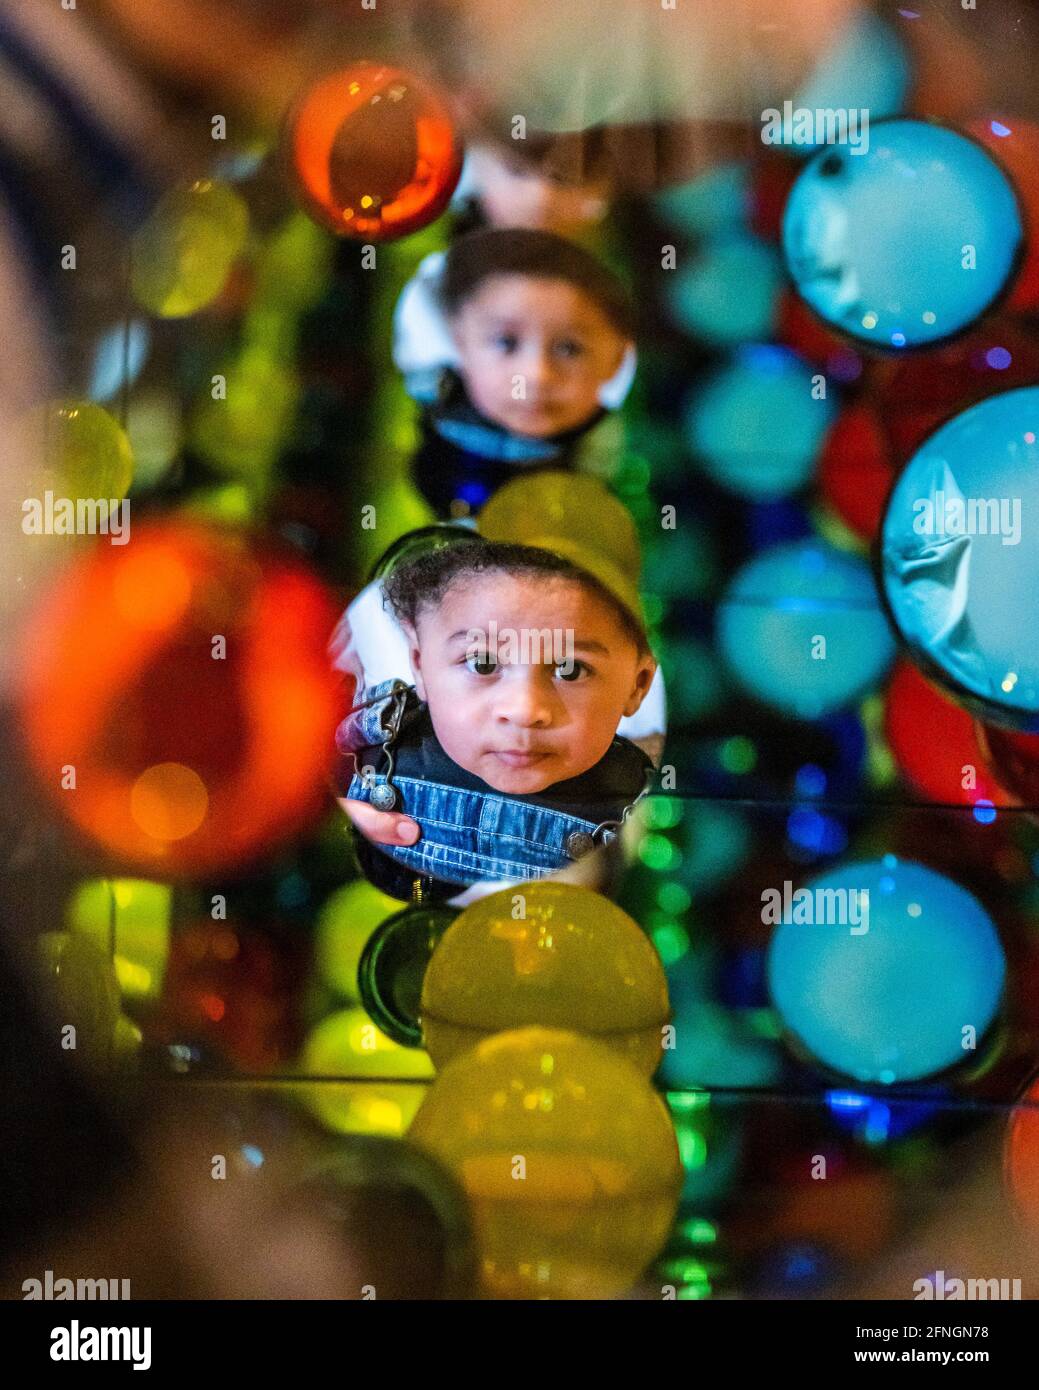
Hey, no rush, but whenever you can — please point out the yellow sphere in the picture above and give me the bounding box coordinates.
[315,882,401,1001]
[301,1007,433,1081]
[420,884,670,1074]
[299,1006,432,1137]
[132,179,249,318]
[66,878,171,1002]
[408,1027,683,1299]
[24,400,134,502]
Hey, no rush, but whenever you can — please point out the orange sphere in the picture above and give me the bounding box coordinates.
[287,62,463,241]
[16,522,348,876]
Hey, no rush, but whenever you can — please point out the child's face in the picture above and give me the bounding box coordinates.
[450,275,629,439]
[408,571,656,795]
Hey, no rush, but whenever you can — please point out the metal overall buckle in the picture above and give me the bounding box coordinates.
[350,680,412,812]
[564,784,651,862]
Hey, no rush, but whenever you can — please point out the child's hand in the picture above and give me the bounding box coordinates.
[338,797,421,847]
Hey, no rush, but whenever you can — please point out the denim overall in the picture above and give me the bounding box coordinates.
[337,681,652,901]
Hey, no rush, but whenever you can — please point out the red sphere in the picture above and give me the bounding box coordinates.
[976,720,1039,809]
[1005,1075,1039,1230]
[287,62,463,241]
[817,403,893,541]
[16,522,348,876]
[884,660,1005,806]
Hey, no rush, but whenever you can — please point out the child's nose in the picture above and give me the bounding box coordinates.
[494,670,553,726]
[521,346,557,390]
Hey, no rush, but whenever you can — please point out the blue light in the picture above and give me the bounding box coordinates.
[241,1144,265,1168]
[717,540,895,718]
[986,346,1012,370]
[990,121,1012,138]
[973,799,997,825]
[768,859,1006,1083]
[787,807,847,855]
[783,120,1022,348]
[795,763,828,797]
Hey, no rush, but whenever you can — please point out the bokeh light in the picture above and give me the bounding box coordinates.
[132,180,249,318]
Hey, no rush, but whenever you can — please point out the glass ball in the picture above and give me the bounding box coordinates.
[15,522,345,876]
[408,1027,682,1299]
[684,345,836,499]
[420,884,670,1074]
[287,62,463,241]
[885,660,1004,806]
[880,387,1039,728]
[767,858,1005,1083]
[132,180,249,318]
[782,119,1022,349]
[358,905,455,1049]
[717,539,895,719]
[20,400,133,503]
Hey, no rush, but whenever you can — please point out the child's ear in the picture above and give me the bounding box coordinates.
[405,626,427,701]
[621,653,657,718]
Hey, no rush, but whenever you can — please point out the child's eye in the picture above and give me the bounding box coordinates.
[491,332,520,353]
[465,652,499,676]
[554,660,589,682]
[555,339,585,359]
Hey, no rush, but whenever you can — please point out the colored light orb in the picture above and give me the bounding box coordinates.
[885,661,1005,806]
[1004,1075,1039,1229]
[776,11,909,156]
[654,161,750,238]
[132,180,249,318]
[15,522,346,876]
[315,880,403,1002]
[20,400,133,503]
[717,540,895,719]
[975,721,1039,809]
[191,346,302,478]
[67,878,172,1002]
[667,234,781,347]
[408,1027,683,1300]
[287,62,463,241]
[817,403,893,540]
[782,120,1022,348]
[685,346,836,499]
[420,884,670,1075]
[880,388,1039,729]
[299,1007,431,1138]
[767,859,1005,1083]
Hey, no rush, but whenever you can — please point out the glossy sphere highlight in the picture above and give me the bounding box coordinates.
[782,120,1022,348]
[22,400,133,503]
[767,859,1005,1083]
[420,884,670,1073]
[717,540,895,719]
[16,523,345,876]
[132,180,249,318]
[408,1027,683,1299]
[287,62,463,240]
[880,388,1039,728]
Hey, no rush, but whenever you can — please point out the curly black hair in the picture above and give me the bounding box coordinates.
[382,539,649,655]
[438,227,635,340]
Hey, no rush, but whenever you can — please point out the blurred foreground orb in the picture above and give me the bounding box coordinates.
[684,346,835,499]
[16,522,345,876]
[881,388,1039,729]
[287,62,463,240]
[20,400,133,503]
[408,1027,682,1299]
[132,180,249,318]
[717,540,894,719]
[767,859,1005,1083]
[1004,1074,1039,1229]
[420,884,670,1074]
[782,120,1022,348]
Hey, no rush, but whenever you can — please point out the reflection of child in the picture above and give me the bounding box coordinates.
[338,541,656,901]
[396,228,636,517]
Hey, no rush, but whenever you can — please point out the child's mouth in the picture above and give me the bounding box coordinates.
[492,749,550,768]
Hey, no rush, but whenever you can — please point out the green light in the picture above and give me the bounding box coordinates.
[667,1089,710,1113]
[651,921,690,966]
[643,795,684,830]
[642,593,665,625]
[639,833,681,872]
[720,735,756,774]
[657,881,691,915]
[678,1218,718,1246]
[676,1126,707,1171]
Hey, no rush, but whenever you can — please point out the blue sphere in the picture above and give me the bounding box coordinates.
[782,119,1022,348]
[767,858,1005,1083]
[717,540,895,718]
[685,346,836,499]
[881,387,1039,728]
[668,234,782,347]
